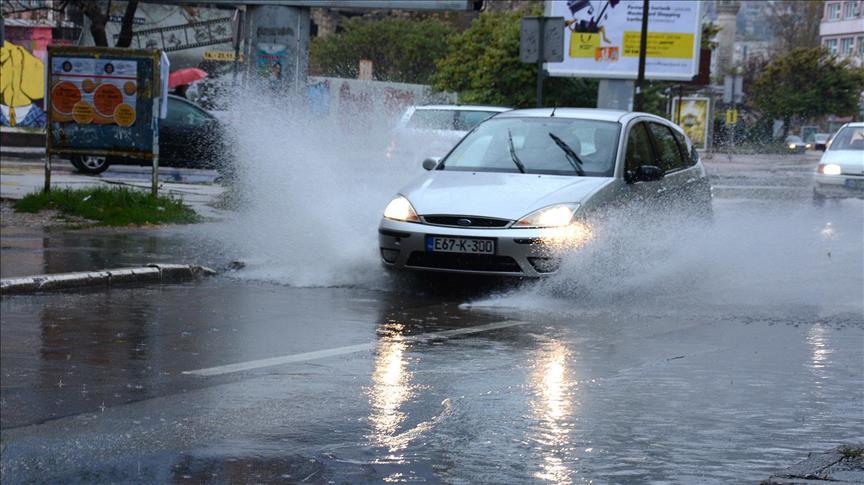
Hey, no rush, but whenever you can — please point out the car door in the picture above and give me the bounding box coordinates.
[160,97,217,167]
[620,120,664,206]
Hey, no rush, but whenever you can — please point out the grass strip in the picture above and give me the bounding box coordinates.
[15,187,198,226]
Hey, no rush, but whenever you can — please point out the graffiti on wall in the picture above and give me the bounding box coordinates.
[1,41,47,128]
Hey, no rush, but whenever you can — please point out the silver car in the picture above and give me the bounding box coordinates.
[813,122,864,203]
[378,108,712,277]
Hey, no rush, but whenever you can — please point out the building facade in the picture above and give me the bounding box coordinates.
[820,0,864,66]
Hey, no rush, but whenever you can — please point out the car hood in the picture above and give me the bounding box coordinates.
[400,171,613,220]
[821,150,864,174]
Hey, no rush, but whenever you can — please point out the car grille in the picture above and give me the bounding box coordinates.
[422,215,511,228]
[406,252,522,273]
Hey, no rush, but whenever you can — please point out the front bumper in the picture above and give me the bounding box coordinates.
[378,218,586,277]
[814,173,864,199]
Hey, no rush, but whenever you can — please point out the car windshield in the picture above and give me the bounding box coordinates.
[828,126,864,151]
[814,134,829,142]
[786,136,802,143]
[440,117,620,177]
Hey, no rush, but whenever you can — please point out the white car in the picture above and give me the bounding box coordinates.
[814,122,864,203]
[386,105,511,161]
[379,108,712,277]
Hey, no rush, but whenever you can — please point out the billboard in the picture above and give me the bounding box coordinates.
[671,96,710,149]
[46,46,160,159]
[545,0,702,81]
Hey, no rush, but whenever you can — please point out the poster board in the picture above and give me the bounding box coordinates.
[671,96,710,149]
[46,46,160,160]
[544,0,702,81]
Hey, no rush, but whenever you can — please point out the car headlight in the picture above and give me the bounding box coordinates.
[819,163,842,176]
[383,195,419,222]
[805,143,812,149]
[788,144,796,149]
[514,203,579,228]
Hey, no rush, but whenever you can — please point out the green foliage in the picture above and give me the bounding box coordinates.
[16,187,198,226]
[309,17,456,84]
[751,47,864,133]
[701,22,721,50]
[432,10,597,108]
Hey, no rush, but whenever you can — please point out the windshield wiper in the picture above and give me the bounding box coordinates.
[507,129,526,174]
[548,133,585,176]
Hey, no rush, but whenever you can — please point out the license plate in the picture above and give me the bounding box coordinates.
[426,236,495,254]
[844,178,864,189]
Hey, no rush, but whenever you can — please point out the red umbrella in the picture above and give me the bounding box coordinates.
[168,68,208,88]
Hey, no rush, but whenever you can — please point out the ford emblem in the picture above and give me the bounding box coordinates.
[457,218,472,226]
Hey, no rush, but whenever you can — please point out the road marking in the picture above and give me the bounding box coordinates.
[711,185,805,190]
[183,319,529,377]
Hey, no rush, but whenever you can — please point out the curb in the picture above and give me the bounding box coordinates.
[0,264,217,295]
[0,148,46,160]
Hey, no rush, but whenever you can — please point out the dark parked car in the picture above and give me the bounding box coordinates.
[70,95,227,175]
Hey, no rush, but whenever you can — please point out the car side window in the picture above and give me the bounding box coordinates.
[670,128,696,167]
[648,122,685,172]
[455,111,498,131]
[625,122,653,173]
[165,99,210,128]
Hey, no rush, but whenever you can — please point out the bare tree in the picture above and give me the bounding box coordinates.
[767,0,824,54]
[66,0,139,47]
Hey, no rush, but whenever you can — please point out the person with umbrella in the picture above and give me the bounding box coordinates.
[168,67,208,98]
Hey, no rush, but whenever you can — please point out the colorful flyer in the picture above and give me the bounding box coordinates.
[50,56,138,126]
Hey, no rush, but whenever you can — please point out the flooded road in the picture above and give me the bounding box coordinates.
[1,152,863,483]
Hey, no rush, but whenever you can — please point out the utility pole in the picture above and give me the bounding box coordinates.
[633,0,650,112]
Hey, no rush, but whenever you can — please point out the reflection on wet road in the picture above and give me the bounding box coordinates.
[1,178,863,482]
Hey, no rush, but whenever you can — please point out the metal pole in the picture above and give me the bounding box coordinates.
[729,74,737,156]
[232,8,243,88]
[536,17,545,108]
[633,0,650,112]
[44,155,52,193]
[152,58,160,197]
[676,86,683,124]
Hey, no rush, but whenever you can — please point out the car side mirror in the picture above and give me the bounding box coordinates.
[625,164,664,183]
[422,157,441,171]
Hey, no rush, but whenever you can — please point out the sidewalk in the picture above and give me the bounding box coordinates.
[0,156,227,220]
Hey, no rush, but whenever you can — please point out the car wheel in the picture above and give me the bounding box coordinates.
[71,155,110,175]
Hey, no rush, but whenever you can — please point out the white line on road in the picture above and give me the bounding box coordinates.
[711,185,805,190]
[183,319,529,377]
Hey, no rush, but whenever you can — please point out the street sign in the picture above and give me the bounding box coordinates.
[726,108,738,125]
[520,17,565,63]
[723,75,744,104]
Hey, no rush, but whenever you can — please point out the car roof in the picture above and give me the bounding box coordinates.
[843,122,864,128]
[414,105,511,112]
[495,108,658,123]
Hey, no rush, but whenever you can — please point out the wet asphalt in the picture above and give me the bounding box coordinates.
[1,152,863,484]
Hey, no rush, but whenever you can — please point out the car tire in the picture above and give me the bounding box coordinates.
[70,155,110,175]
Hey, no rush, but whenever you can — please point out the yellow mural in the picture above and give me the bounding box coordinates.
[1,40,46,127]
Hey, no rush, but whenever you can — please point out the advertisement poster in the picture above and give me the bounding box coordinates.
[50,57,138,127]
[545,0,701,81]
[671,96,709,149]
[47,46,159,158]
[255,43,287,82]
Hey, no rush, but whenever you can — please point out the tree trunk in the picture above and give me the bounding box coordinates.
[782,116,791,138]
[115,0,139,48]
[81,1,110,47]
